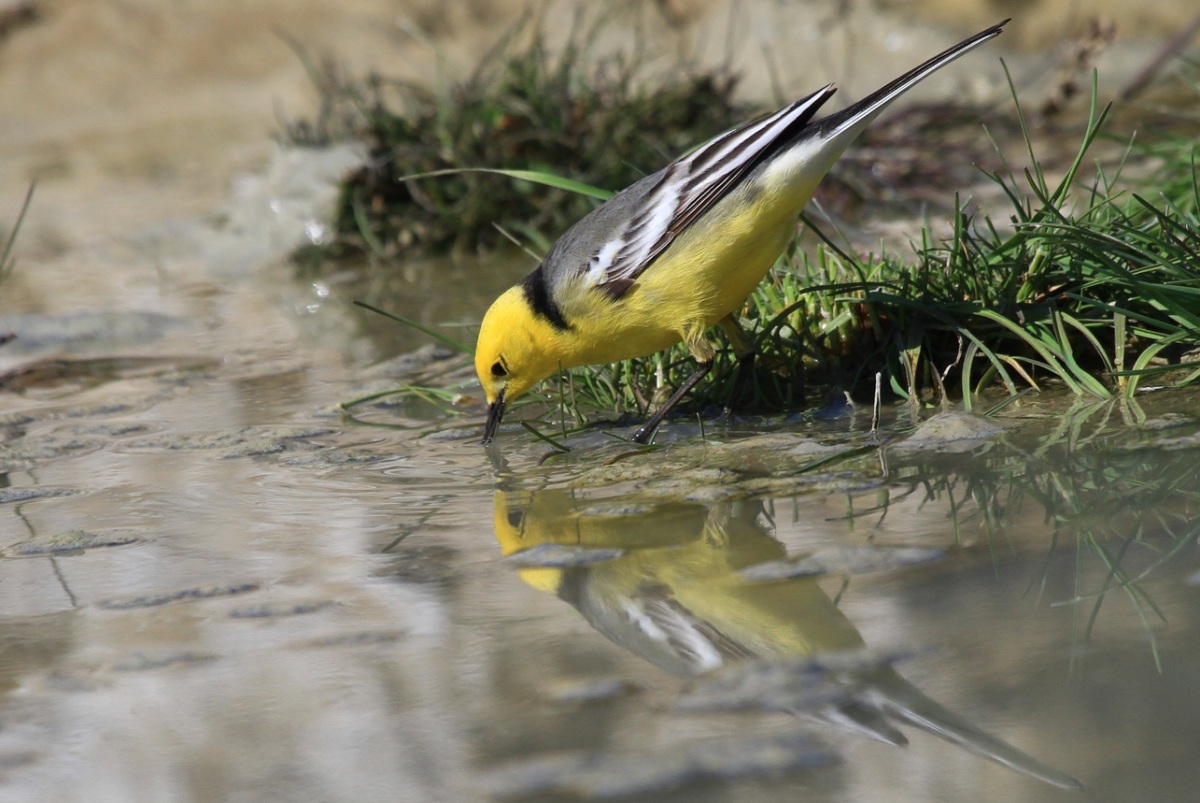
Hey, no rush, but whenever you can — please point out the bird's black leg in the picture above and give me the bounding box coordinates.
[717,315,756,422]
[632,360,712,444]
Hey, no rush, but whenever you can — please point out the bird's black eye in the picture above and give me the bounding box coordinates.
[491,361,507,378]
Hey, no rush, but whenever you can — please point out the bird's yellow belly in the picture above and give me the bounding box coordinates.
[626,220,794,345]
[559,191,803,368]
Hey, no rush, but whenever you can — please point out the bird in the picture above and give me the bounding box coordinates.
[492,488,1086,791]
[476,21,1008,444]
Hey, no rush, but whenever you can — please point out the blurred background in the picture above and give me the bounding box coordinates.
[0,0,1194,311]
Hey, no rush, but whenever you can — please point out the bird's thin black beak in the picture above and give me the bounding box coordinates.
[482,391,506,445]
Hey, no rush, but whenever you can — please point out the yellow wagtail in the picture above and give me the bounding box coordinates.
[492,488,1085,789]
[476,21,1008,444]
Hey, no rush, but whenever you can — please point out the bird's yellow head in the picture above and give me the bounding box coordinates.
[491,490,569,594]
[475,285,566,443]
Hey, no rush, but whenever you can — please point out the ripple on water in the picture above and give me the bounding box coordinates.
[117,426,338,459]
[0,487,80,505]
[373,447,503,491]
[96,582,261,610]
[4,529,144,557]
[110,652,218,672]
[227,600,335,619]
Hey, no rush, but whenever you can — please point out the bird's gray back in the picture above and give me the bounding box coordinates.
[539,167,668,294]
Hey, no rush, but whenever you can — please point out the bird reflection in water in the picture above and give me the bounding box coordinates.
[492,488,1084,791]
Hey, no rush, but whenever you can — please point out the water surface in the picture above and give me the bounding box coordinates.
[3,320,1199,802]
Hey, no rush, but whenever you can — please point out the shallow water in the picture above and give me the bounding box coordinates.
[3,294,1200,802]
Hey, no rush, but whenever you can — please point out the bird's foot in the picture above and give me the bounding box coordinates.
[631,425,654,444]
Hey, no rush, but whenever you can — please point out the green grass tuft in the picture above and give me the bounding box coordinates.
[522,71,1200,428]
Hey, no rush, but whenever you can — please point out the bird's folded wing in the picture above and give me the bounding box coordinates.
[589,85,837,299]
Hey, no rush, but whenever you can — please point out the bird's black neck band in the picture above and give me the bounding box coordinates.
[521,264,571,331]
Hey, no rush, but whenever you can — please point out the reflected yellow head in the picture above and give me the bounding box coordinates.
[492,490,570,595]
[475,286,566,441]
